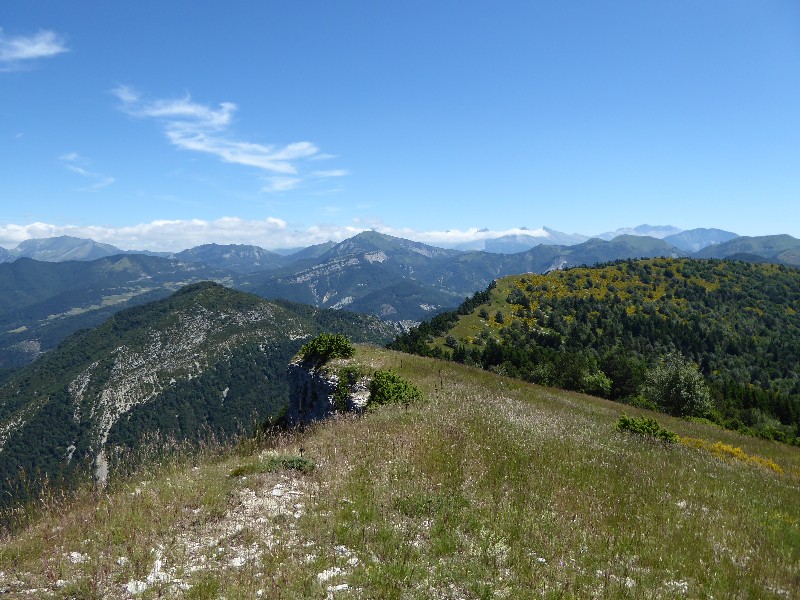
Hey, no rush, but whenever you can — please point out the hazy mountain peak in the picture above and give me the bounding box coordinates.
[596,225,683,241]
[13,236,123,262]
[173,243,286,274]
[663,228,739,253]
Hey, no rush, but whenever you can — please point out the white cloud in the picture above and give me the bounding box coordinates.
[371,225,552,246]
[0,218,558,253]
[312,169,349,178]
[112,85,342,185]
[0,28,69,70]
[262,177,302,193]
[59,153,115,192]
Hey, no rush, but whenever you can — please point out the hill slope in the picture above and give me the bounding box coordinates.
[1,347,798,598]
[0,255,234,370]
[694,234,800,266]
[391,258,800,441]
[0,283,395,508]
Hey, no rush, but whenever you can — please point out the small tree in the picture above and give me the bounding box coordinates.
[640,353,712,418]
[298,333,355,364]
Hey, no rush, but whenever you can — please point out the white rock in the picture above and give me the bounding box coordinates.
[317,566,344,582]
[327,583,350,593]
[126,580,148,594]
[230,556,246,568]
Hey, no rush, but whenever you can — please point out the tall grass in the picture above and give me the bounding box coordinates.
[1,346,798,598]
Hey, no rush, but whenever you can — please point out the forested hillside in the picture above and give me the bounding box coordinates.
[391,258,800,442]
[0,283,395,515]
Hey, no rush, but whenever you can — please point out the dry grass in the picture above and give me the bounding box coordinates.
[1,346,799,598]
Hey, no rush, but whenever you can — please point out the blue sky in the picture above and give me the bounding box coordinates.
[1,1,798,250]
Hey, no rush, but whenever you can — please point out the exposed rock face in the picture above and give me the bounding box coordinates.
[286,359,370,426]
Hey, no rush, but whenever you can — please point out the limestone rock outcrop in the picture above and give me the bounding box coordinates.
[286,358,370,426]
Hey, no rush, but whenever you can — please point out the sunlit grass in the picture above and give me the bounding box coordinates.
[1,346,798,598]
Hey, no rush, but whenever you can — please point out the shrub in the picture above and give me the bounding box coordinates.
[580,370,612,398]
[369,369,423,407]
[298,333,355,364]
[679,437,784,475]
[640,353,713,418]
[229,454,315,477]
[616,413,677,443]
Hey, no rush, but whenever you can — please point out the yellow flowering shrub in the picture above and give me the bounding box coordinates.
[678,437,784,475]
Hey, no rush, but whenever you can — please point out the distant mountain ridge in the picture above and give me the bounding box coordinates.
[172,243,288,274]
[663,228,740,253]
[0,224,741,265]
[9,236,125,262]
[1,229,798,372]
[596,224,684,240]
[694,234,800,266]
[483,227,590,253]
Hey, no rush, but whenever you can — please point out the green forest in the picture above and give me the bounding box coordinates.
[390,258,800,444]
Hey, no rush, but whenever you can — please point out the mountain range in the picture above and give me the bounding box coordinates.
[0,229,798,372]
[0,225,740,262]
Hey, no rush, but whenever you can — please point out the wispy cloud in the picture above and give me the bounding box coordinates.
[312,169,349,178]
[0,28,69,71]
[262,177,303,193]
[111,85,346,189]
[59,153,115,191]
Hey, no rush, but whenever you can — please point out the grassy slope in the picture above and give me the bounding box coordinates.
[1,347,798,599]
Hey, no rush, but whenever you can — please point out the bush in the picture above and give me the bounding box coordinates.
[229,454,315,477]
[298,333,355,364]
[369,370,424,407]
[616,413,677,443]
[640,353,713,418]
[580,370,612,398]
